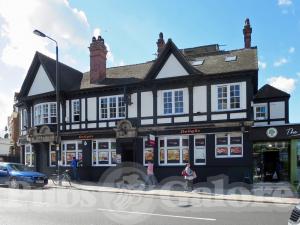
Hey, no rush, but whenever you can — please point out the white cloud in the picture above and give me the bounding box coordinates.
[278,0,292,6]
[273,58,288,67]
[105,43,114,64]
[297,72,300,77]
[268,76,296,93]
[0,0,90,70]
[258,61,267,69]
[93,28,101,37]
[289,47,295,53]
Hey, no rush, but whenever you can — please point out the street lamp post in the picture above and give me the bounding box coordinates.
[33,29,61,185]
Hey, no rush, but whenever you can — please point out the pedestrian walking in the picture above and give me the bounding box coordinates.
[71,156,80,182]
[146,160,156,188]
[182,163,194,191]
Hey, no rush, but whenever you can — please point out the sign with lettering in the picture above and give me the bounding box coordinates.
[79,135,94,140]
[250,124,300,141]
[181,128,201,135]
[286,128,300,137]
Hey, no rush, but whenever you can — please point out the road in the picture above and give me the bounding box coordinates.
[0,186,295,225]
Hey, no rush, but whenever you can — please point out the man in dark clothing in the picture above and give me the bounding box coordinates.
[71,157,79,182]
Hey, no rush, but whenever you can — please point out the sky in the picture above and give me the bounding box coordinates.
[0,0,299,136]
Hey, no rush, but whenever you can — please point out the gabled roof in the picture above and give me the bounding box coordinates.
[18,52,83,98]
[254,84,290,100]
[145,39,201,80]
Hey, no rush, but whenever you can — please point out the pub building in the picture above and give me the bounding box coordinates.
[15,19,300,185]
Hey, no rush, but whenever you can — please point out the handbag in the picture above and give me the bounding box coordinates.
[193,171,197,179]
[181,170,187,176]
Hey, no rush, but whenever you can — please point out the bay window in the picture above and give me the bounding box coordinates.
[61,141,82,166]
[34,102,56,125]
[215,133,243,158]
[217,83,241,111]
[92,139,116,166]
[194,135,206,165]
[163,89,184,115]
[159,136,189,165]
[99,95,126,119]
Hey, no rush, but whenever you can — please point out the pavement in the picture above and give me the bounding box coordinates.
[47,180,300,205]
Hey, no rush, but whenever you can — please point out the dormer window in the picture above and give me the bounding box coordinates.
[254,104,268,120]
[191,59,204,66]
[225,55,237,62]
[34,102,56,126]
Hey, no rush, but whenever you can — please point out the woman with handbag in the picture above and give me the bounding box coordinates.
[182,163,194,191]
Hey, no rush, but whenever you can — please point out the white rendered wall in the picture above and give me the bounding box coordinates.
[270,101,285,119]
[87,97,97,121]
[128,93,137,118]
[156,54,189,79]
[193,86,207,113]
[28,65,54,96]
[141,91,153,117]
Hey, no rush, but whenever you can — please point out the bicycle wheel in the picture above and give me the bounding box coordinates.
[49,174,59,185]
[61,173,72,187]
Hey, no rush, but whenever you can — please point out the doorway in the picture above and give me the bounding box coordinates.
[253,141,290,182]
[120,142,135,163]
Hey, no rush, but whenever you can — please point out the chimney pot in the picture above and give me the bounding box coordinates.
[243,18,252,48]
[89,35,108,84]
[156,32,165,57]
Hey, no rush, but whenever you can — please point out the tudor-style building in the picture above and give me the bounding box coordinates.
[15,19,299,184]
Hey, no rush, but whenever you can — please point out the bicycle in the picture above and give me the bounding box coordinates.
[49,169,72,187]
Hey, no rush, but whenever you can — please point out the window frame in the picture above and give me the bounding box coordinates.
[49,143,56,167]
[143,137,154,166]
[71,99,80,122]
[99,95,126,120]
[162,89,184,115]
[215,133,243,158]
[254,103,268,120]
[216,83,242,111]
[194,135,206,165]
[61,140,82,166]
[33,102,57,126]
[24,144,34,167]
[158,135,189,166]
[92,139,117,166]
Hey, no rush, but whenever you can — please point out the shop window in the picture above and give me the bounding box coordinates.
[25,144,35,167]
[215,133,243,158]
[163,89,184,115]
[61,141,82,166]
[34,102,57,126]
[194,135,206,165]
[254,104,268,120]
[159,136,189,165]
[143,138,154,166]
[92,139,116,166]
[99,95,126,120]
[49,143,56,167]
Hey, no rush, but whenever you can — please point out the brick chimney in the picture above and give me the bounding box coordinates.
[243,18,252,48]
[89,36,107,84]
[156,32,165,57]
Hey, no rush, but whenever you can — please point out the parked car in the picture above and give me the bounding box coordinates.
[289,204,300,225]
[0,162,48,188]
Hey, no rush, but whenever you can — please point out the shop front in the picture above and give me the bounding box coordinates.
[250,124,300,185]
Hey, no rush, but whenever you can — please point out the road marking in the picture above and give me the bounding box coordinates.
[97,208,216,221]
